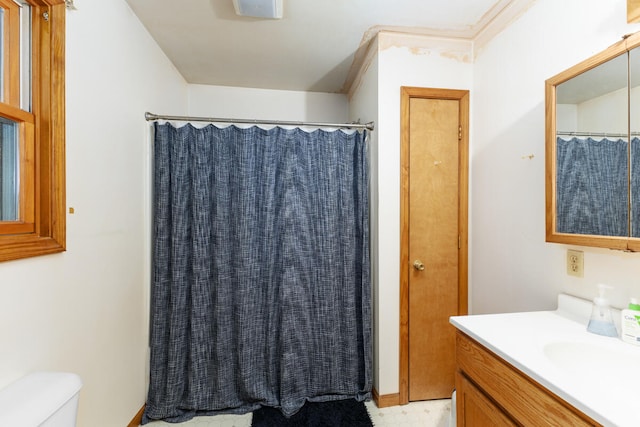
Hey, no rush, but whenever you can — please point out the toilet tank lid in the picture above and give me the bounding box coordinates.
[0,372,82,426]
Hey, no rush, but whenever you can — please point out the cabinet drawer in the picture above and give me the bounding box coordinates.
[456,371,518,426]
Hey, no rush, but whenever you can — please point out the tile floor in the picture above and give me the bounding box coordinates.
[144,399,452,427]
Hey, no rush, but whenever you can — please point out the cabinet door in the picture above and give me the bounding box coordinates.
[456,372,517,427]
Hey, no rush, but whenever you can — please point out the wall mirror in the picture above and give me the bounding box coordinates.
[546,32,640,251]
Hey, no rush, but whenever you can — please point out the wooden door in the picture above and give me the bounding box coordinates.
[399,87,469,403]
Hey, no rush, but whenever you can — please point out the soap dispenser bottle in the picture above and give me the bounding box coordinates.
[587,284,618,337]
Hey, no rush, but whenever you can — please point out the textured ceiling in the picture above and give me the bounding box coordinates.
[125,0,520,93]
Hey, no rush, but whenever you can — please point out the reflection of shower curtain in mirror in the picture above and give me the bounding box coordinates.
[556,137,628,236]
[632,138,640,237]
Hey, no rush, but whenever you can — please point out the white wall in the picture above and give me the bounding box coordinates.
[556,104,577,131]
[350,32,474,397]
[348,39,379,393]
[0,1,188,426]
[568,85,640,134]
[557,87,628,134]
[188,84,348,122]
[472,0,640,317]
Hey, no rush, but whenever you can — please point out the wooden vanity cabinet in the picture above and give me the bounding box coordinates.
[455,331,602,426]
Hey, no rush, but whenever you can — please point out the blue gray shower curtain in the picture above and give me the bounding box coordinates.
[143,123,371,424]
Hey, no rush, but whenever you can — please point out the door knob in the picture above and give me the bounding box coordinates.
[413,260,425,271]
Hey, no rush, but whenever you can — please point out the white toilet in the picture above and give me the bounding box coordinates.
[0,372,82,426]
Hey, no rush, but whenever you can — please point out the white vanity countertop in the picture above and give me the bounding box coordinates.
[450,294,640,427]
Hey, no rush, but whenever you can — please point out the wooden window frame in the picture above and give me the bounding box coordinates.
[0,0,65,262]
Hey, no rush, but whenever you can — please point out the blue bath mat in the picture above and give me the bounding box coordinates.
[251,399,372,427]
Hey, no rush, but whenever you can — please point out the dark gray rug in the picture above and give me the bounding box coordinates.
[251,399,373,427]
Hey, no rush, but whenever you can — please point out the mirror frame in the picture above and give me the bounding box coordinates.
[546,31,640,251]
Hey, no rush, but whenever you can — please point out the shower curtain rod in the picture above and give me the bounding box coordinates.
[557,131,640,137]
[145,112,375,131]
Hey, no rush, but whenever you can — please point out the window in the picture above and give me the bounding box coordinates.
[0,0,65,262]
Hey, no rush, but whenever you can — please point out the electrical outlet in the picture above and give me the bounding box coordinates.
[567,249,584,277]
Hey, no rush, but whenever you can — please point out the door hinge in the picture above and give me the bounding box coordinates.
[458,235,461,249]
[458,125,462,141]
